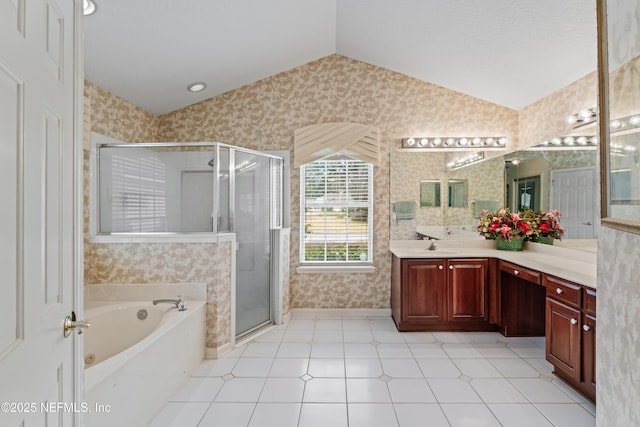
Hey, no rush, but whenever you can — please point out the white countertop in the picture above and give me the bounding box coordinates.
[389,239,597,289]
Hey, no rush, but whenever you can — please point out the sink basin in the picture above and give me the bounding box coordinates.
[424,250,459,255]
[402,248,459,255]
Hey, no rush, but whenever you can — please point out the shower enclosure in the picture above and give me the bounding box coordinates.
[92,138,284,338]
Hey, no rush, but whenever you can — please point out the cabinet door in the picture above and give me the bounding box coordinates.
[582,313,596,399]
[448,259,489,321]
[402,259,447,323]
[546,298,581,380]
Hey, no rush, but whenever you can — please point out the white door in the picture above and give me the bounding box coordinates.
[551,167,596,238]
[0,0,82,426]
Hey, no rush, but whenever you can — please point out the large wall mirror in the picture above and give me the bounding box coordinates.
[504,149,598,239]
[598,0,640,233]
[390,148,599,241]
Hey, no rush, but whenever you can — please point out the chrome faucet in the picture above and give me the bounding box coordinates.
[428,240,437,250]
[152,297,186,311]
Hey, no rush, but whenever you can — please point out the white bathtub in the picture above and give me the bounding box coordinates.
[84,300,205,427]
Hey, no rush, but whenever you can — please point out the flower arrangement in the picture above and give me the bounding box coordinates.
[477,208,537,241]
[532,209,565,240]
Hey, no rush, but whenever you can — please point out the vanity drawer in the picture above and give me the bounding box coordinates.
[500,261,541,285]
[583,287,596,316]
[544,275,582,308]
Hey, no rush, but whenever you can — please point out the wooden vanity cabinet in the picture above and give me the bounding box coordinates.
[391,255,494,331]
[546,298,581,380]
[581,288,597,399]
[499,260,546,337]
[544,274,596,402]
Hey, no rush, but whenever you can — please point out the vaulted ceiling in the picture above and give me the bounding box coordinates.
[84,0,597,116]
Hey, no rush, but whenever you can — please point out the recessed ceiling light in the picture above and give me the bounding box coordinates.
[83,0,97,16]
[187,82,207,93]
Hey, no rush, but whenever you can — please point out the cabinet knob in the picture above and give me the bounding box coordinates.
[449,265,454,270]
[438,265,443,270]
[571,318,578,325]
[514,269,519,275]
[556,288,563,294]
[583,324,591,331]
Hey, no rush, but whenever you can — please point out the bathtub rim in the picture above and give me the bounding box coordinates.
[84,300,205,392]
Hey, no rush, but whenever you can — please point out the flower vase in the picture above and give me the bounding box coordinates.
[535,236,554,245]
[496,237,524,251]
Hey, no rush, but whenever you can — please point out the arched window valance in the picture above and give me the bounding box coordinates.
[293,122,380,168]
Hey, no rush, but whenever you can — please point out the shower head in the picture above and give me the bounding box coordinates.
[208,158,214,168]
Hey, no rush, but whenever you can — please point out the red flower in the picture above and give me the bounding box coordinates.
[518,221,531,233]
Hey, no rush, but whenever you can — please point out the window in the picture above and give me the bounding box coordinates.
[106,152,168,232]
[300,159,373,265]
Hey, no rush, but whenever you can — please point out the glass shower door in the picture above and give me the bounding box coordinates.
[234,150,273,337]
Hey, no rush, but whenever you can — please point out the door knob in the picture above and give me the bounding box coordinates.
[64,312,90,338]
[583,324,591,331]
[570,318,578,325]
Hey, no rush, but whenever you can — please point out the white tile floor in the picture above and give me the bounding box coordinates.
[149,315,596,427]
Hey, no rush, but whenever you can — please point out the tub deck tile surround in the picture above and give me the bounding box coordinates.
[150,313,595,427]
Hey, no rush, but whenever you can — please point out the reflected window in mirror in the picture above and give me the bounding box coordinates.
[448,179,468,207]
[420,180,441,207]
[517,176,541,211]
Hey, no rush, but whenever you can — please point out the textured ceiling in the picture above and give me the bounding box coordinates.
[84,0,597,115]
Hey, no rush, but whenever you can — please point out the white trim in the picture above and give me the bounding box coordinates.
[230,234,237,348]
[296,265,375,274]
[290,308,392,318]
[89,232,236,244]
[205,342,233,359]
[73,0,85,424]
[299,160,374,264]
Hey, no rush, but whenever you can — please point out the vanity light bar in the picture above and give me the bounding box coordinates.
[611,143,637,155]
[566,107,598,127]
[447,152,485,170]
[609,114,640,131]
[536,113,640,148]
[537,135,598,147]
[401,137,507,149]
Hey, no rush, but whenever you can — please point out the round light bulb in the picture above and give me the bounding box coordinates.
[551,138,562,145]
[498,137,507,145]
[589,136,598,144]
[432,137,442,146]
[630,116,640,126]
[485,138,495,146]
[419,138,428,147]
[579,109,593,119]
[610,120,622,129]
[566,116,577,124]
[472,137,481,146]
[576,136,588,145]
[563,137,575,145]
[459,138,469,146]
[187,82,207,92]
[446,138,455,146]
[405,138,415,146]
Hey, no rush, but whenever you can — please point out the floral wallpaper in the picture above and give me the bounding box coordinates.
[83,81,232,350]
[85,242,232,348]
[597,228,640,426]
[157,54,519,308]
[518,71,598,149]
